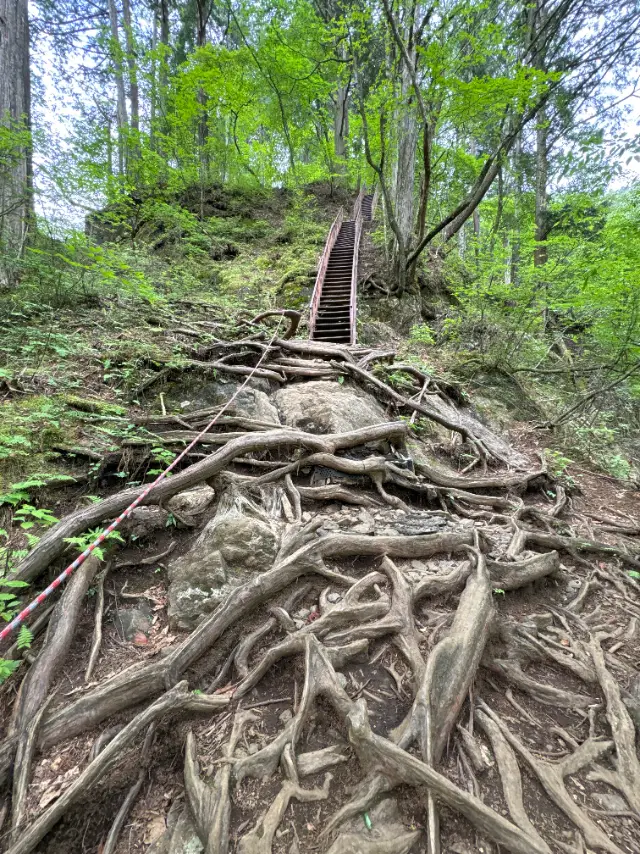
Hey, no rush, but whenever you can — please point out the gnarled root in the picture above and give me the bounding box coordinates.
[237,772,331,854]
[475,709,550,852]
[476,701,621,854]
[5,684,230,854]
[346,700,550,854]
[185,710,257,854]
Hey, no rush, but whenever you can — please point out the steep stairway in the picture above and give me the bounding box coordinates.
[309,189,375,346]
[312,219,356,344]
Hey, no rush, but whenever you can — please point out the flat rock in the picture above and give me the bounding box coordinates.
[113,604,153,642]
[274,380,387,434]
[592,792,628,812]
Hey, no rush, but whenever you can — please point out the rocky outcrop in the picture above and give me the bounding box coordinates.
[167,485,280,630]
[275,380,387,434]
[169,377,280,425]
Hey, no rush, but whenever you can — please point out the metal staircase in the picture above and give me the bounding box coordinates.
[309,189,376,345]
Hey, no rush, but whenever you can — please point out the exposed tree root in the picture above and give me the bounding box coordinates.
[589,636,640,813]
[4,334,639,854]
[345,700,550,854]
[13,422,408,585]
[475,709,550,853]
[477,701,621,854]
[237,772,331,854]
[102,723,156,854]
[85,562,109,683]
[4,684,230,854]
[185,711,256,854]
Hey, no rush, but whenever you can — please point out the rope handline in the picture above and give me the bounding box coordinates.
[0,322,283,644]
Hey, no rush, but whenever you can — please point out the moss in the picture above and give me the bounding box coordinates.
[59,395,127,416]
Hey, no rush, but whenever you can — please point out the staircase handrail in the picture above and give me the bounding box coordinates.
[309,206,344,339]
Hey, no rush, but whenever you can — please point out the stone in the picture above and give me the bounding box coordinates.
[147,805,203,854]
[170,376,280,424]
[352,522,374,534]
[279,709,293,724]
[274,380,387,435]
[327,592,341,603]
[167,484,215,516]
[113,604,152,642]
[394,513,449,536]
[122,506,168,539]
[167,486,279,630]
[592,792,628,812]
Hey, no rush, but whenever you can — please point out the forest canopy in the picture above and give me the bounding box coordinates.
[1,0,640,463]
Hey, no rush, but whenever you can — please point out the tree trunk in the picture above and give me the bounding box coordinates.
[150,8,157,150]
[333,43,349,171]
[159,0,170,136]
[122,0,140,161]
[108,0,130,176]
[392,58,418,275]
[510,130,523,285]
[534,107,549,267]
[0,0,32,286]
[196,0,210,186]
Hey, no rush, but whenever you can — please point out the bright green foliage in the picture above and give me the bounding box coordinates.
[63,529,125,562]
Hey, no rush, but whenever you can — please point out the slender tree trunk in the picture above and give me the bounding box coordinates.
[0,0,32,286]
[534,107,549,267]
[196,0,210,187]
[150,9,158,150]
[333,44,349,172]
[122,0,140,162]
[159,0,170,137]
[392,58,418,266]
[510,130,523,285]
[416,122,431,242]
[108,0,129,176]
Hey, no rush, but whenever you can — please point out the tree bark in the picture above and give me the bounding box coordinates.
[534,107,549,267]
[392,56,418,279]
[122,0,140,160]
[0,0,32,286]
[196,0,210,186]
[108,0,130,176]
[159,0,170,134]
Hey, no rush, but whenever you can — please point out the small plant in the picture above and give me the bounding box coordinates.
[147,445,175,476]
[544,449,574,484]
[409,324,436,346]
[493,588,506,596]
[13,504,59,530]
[0,658,21,684]
[63,529,125,561]
[17,625,33,649]
[604,453,631,481]
[0,577,29,622]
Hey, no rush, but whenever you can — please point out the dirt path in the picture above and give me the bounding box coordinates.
[1,338,639,854]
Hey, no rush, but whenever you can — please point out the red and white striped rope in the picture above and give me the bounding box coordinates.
[0,324,281,643]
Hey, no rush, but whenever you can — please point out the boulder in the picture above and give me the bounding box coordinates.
[274,380,387,434]
[168,486,279,630]
[169,377,280,425]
